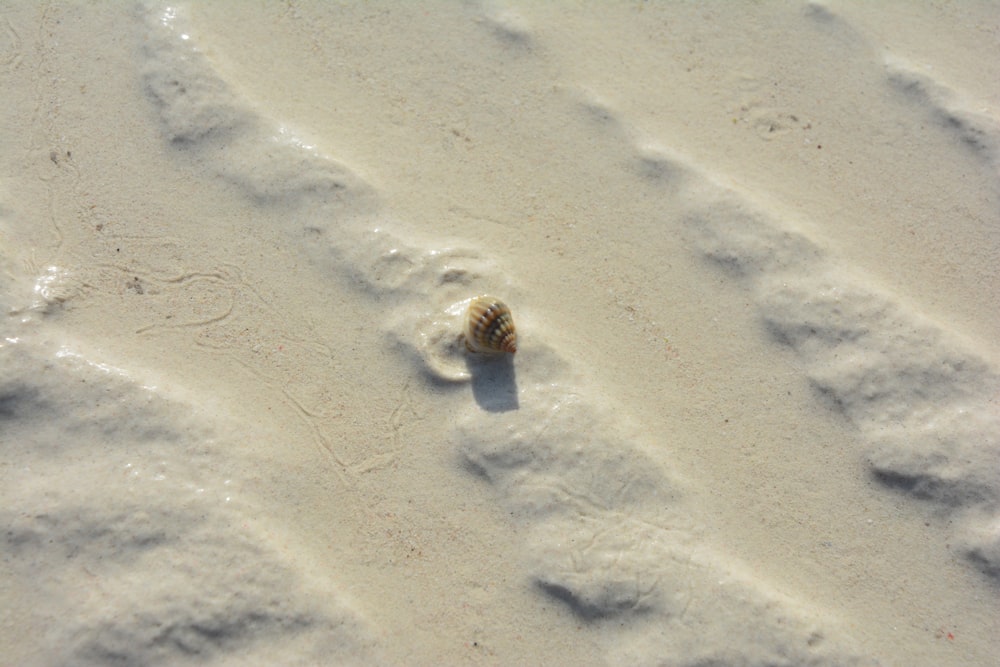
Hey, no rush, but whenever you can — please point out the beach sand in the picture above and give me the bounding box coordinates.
[2,2,998,665]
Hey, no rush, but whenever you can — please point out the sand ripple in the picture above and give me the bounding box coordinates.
[132,2,887,664]
[3,1,995,664]
[0,339,383,666]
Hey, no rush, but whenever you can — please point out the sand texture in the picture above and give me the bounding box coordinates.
[2,1,998,665]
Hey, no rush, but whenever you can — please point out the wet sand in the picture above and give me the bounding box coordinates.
[2,2,998,665]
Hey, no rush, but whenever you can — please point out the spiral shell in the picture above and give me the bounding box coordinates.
[465,296,517,354]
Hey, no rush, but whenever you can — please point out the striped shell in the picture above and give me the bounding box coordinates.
[465,296,517,354]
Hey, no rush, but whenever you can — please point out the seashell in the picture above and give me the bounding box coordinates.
[465,296,517,354]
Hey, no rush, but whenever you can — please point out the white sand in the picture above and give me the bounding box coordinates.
[2,2,998,665]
